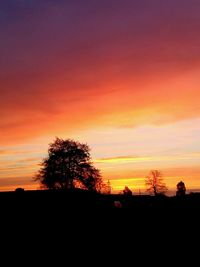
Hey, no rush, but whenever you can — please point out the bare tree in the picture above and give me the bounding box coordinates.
[99,179,112,194]
[145,170,167,196]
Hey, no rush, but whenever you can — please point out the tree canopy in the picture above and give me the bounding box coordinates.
[35,138,103,192]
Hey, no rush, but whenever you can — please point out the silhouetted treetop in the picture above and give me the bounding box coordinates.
[145,170,168,196]
[176,181,186,196]
[35,137,103,192]
[123,186,133,196]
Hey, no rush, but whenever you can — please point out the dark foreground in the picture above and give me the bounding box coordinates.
[1,189,200,218]
[1,190,200,248]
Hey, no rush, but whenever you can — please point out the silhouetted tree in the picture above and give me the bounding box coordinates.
[35,138,103,192]
[106,180,112,194]
[176,181,186,196]
[123,186,133,196]
[145,170,168,196]
[15,188,25,193]
[100,179,112,194]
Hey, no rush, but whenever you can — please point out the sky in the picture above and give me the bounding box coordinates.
[1,0,200,193]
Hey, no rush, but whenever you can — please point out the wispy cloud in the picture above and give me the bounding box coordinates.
[0,149,40,156]
[94,156,151,163]
[0,150,8,155]
[95,153,200,164]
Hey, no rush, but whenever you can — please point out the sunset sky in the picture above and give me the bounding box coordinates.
[1,0,200,193]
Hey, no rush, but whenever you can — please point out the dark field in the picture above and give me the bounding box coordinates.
[1,190,200,246]
[1,189,200,218]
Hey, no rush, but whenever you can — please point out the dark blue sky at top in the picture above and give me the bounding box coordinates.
[1,0,200,105]
[1,0,200,72]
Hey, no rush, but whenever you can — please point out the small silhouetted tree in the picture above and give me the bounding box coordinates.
[107,180,112,194]
[15,188,25,193]
[176,181,186,196]
[35,138,103,192]
[145,170,168,196]
[101,180,112,194]
[123,186,132,196]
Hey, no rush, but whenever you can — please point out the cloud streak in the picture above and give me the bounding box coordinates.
[95,153,200,164]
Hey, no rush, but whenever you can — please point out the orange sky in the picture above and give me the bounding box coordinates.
[1,0,200,194]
